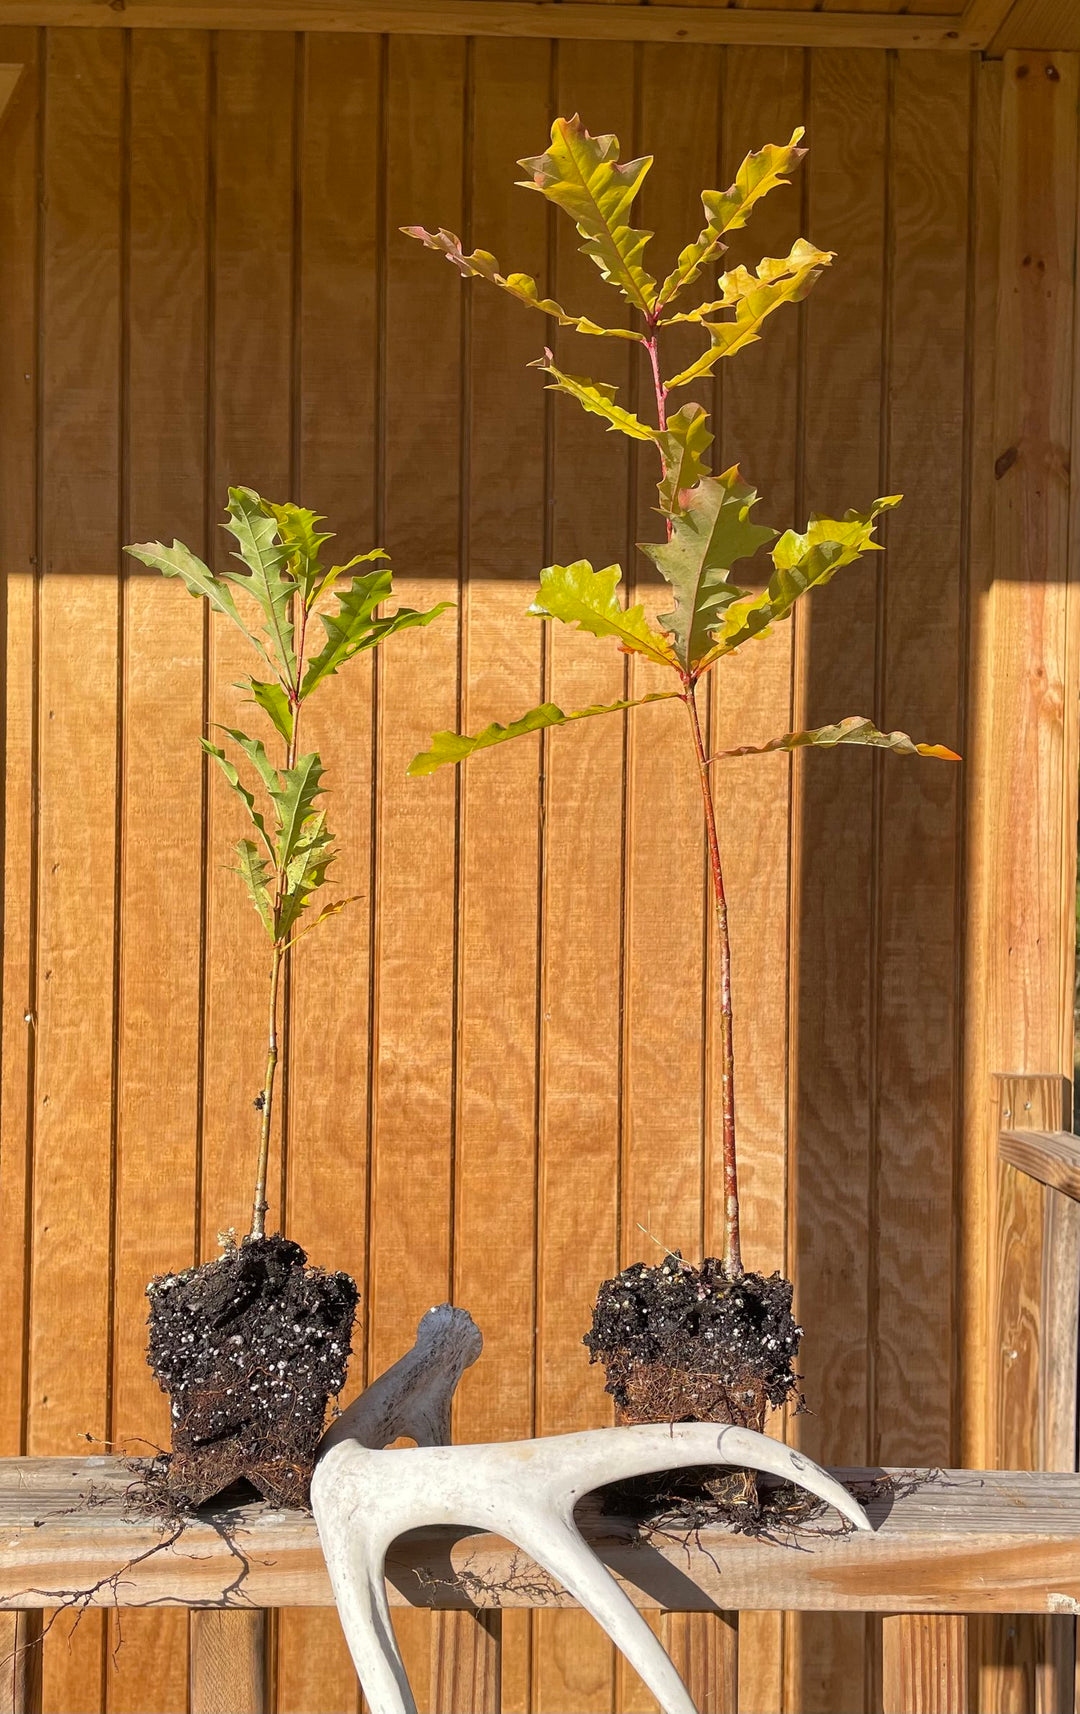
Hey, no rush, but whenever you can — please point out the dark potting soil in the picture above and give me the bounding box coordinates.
[584,1254,803,1527]
[146,1235,357,1509]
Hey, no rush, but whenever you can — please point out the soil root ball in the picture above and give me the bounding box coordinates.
[584,1254,804,1530]
[147,1234,358,1510]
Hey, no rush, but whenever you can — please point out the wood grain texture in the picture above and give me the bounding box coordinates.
[0,4,987,48]
[8,1459,1080,1615]
[661,1612,738,1714]
[881,1615,969,1714]
[189,1611,266,1714]
[999,1130,1080,1200]
[788,44,886,1714]
[0,23,39,1467]
[431,1611,501,1714]
[0,1612,41,1714]
[990,0,1080,49]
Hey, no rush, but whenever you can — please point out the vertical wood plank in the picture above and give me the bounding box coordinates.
[715,52,806,1714]
[106,30,210,1714]
[202,29,294,1254]
[881,1616,969,1714]
[34,29,124,1714]
[372,35,467,1706]
[431,1612,502,1714]
[532,39,634,1714]
[788,44,887,1714]
[0,23,39,1466]
[189,1612,266,1714]
[0,1613,42,1714]
[662,1613,738,1714]
[875,50,969,1472]
[452,31,546,1450]
[275,31,381,1714]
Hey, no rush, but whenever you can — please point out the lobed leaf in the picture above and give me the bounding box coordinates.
[280,891,365,952]
[200,739,273,854]
[528,560,677,667]
[703,496,900,663]
[517,115,657,312]
[301,567,452,698]
[656,128,807,309]
[217,725,280,798]
[657,402,713,515]
[235,837,275,935]
[408,693,679,776]
[275,810,336,941]
[248,679,294,744]
[261,500,334,607]
[400,228,642,341]
[639,469,776,671]
[530,350,657,441]
[713,715,960,762]
[125,539,269,662]
[665,241,833,388]
[221,487,296,685]
[269,752,326,870]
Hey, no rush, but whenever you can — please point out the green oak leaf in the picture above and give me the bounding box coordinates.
[408,693,679,776]
[248,679,294,745]
[639,469,777,671]
[269,752,326,870]
[301,567,451,698]
[260,500,334,606]
[517,115,657,313]
[124,539,269,663]
[703,496,900,663]
[235,837,275,935]
[657,403,713,515]
[221,486,296,684]
[217,725,280,798]
[527,561,677,667]
[656,128,807,308]
[200,739,273,854]
[529,349,657,441]
[399,228,642,341]
[665,241,833,387]
[275,809,336,941]
[714,715,959,762]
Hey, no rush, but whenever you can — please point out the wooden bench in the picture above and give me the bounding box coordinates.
[2,1456,1080,1713]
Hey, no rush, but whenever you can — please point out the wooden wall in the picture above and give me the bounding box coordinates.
[0,27,1068,1714]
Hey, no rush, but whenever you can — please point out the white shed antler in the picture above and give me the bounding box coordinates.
[311,1306,870,1714]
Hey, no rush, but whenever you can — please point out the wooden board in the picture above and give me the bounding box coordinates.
[5,1460,1080,1615]
[0,4,990,51]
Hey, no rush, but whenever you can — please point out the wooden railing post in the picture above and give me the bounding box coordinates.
[189,1611,267,1714]
[984,1073,1080,1714]
[0,1613,41,1714]
[430,1610,501,1713]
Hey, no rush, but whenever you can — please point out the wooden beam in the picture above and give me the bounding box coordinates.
[961,0,1020,43]
[5,1459,1080,1615]
[0,63,21,127]
[0,2,986,51]
[1000,1127,1080,1200]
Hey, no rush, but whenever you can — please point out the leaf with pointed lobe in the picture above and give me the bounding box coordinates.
[665,241,833,387]
[221,486,296,682]
[527,560,678,667]
[714,715,959,762]
[656,128,807,308]
[702,496,900,662]
[516,115,657,312]
[248,679,294,744]
[408,693,680,776]
[639,469,776,671]
[200,739,273,854]
[260,500,334,606]
[529,350,657,441]
[268,752,326,872]
[235,838,275,935]
[301,566,451,698]
[657,402,713,515]
[400,228,642,340]
[125,539,269,662]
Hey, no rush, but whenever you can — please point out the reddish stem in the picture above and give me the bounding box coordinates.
[685,680,742,1278]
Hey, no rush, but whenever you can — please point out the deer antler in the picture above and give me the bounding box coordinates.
[311,1306,870,1714]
